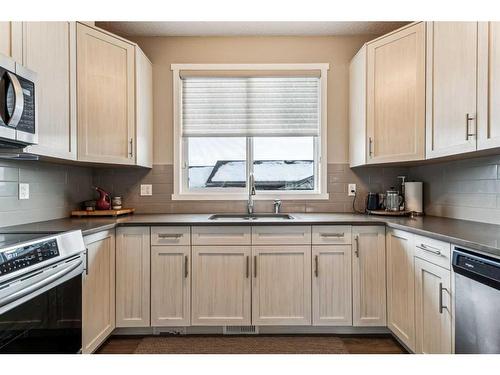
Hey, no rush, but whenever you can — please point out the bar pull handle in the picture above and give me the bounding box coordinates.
[129,138,134,158]
[254,255,257,278]
[466,113,476,140]
[439,282,448,314]
[368,137,373,158]
[417,244,441,256]
[184,255,189,278]
[246,256,249,278]
[354,235,360,258]
[157,233,183,239]
[314,255,319,278]
[320,233,345,238]
[85,248,89,275]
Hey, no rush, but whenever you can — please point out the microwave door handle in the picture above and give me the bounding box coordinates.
[5,71,24,127]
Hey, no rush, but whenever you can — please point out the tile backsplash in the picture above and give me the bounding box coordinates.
[0,160,93,227]
[93,163,408,215]
[409,155,500,225]
[2,154,500,228]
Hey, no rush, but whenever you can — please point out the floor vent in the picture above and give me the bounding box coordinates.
[223,326,259,335]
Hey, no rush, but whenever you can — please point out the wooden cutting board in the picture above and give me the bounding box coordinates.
[367,209,411,217]
[71,208,135,217]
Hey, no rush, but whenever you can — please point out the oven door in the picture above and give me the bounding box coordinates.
[0,274,82,354]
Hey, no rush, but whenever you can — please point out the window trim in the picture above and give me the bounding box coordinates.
[171,63,329,201]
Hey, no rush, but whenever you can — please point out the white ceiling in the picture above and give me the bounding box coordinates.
[96,21,409,37]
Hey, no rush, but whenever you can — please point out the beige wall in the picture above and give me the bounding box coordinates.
[130,35,374,165]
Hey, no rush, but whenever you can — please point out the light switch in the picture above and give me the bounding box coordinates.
[19,183,30,200]
[140,184,152,196]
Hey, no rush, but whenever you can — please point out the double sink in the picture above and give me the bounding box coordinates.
[208,213,294,221]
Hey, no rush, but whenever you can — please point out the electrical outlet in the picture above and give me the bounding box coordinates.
[19,183,30,200]
[348,183,356,197]
[140,184,152,196]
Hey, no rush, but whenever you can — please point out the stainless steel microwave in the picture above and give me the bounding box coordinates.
[0,54,37,147]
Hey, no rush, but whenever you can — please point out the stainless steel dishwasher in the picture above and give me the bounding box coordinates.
[453,247,500,354]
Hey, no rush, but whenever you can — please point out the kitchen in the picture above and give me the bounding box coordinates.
[1,0,500,371]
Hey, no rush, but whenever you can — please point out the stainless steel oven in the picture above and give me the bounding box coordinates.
[0,231,85,354]
[0,53,37,147]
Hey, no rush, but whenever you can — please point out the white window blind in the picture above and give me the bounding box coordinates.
[182,76,320,137]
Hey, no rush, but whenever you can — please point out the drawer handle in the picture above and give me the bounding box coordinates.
[258,232,305,237]
[157,233,183,239]
[354,235,359,258]
[439,282,448,314]
[320,233,345,238]
[184,255,189,278]
[417,244,442,256]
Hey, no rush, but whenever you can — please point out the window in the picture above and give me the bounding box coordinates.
[172,64,329,200]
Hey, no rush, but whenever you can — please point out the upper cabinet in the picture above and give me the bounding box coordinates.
[349,22,425,167]
[350,21,500,166]
[366,22,425,164]
[478,22,500,150]
[0,22,22,62]
[426,22,479,158]
[0,22,153,166]
[23,22,77,160]
[76,23,136,165]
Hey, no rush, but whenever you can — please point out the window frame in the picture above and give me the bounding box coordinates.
[171,63,330,201]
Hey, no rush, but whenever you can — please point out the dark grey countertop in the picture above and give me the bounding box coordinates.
[1,213,499,259]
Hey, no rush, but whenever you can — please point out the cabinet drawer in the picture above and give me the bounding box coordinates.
[312,225,352,245]
[414,234,451,270]
[192,226,251,245]
[151,226,190,246]
[252,226,311,245]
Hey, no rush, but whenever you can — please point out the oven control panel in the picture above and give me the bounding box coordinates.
[0,239,59,276]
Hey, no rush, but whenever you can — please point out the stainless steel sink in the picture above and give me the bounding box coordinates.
[208,213,294,221]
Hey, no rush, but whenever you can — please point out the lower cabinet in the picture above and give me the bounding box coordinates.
[386,229,416,351]
[151,245,190,326]
[191,246,251,325]
[352,226,387,326]
[414,257,452,354]
[252,246,311,325]
[82,230,115,354]
[312,245,352,326]
[115,227,151,327]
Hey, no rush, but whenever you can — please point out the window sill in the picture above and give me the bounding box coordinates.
[171,193,330,201]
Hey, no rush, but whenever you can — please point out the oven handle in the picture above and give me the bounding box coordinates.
[0,257,82,309]
[5,71,24,128]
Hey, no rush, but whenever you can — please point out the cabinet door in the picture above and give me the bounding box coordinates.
[478,22,500,150]
[349,46,367,167]
[367,22,425,163]
[115,227,150,327]
[415,258,452,354]
[82,230,115,354]
[386,229,415,350]
[252,246,311,325]
[135,47,153,168]
[0,22,22,62]
[151,245,190,326]
[352,226,386,326]
[77,23,135,165]
[191,246,251,326]
[312,245,352,326]
[23,22,77,160]
[426,22,478,158]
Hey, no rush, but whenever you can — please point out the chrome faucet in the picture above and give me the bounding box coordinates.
[247,173,256,214]
[273,199,282,214]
